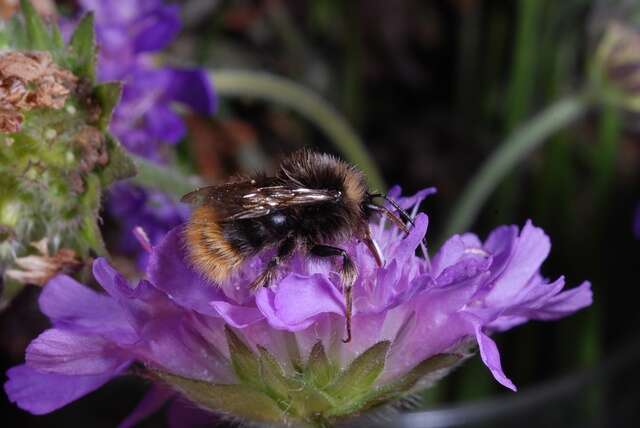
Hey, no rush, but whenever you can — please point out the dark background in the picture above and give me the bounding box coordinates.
[2,0,640,426]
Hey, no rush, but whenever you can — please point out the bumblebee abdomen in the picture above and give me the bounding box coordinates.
[185,206,245,284]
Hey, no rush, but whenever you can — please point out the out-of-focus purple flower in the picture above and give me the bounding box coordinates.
[76,0,216,157]
[70,0,216,263]
[4,190,592,425]
[108,183,189,268]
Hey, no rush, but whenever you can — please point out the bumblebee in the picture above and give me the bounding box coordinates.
[182,149,414,342]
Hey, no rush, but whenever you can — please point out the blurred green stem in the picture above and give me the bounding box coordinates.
[210,69,385,192]
[131,155,201,198]
[443,93,590,238]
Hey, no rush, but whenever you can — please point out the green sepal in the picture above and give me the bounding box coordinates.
[97,134,136,188]
[51,24,65,51]
[78,174,107,256]
[257,346,333,416]
[325,340,390,402]
[155,370,285,424]
[94,82,122,131]
[19,0,49,50]
[68,13,97,82]
[283,331,304,373]
[257,345,294,400]
[357,353,461,412]
[306,341,338,389]
[224,326,261,386]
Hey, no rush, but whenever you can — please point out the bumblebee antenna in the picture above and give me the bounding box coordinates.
[368,193,429,260]
[368,193,416,228]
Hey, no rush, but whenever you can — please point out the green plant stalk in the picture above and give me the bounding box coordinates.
[131,155,201,198]
[210,69,386,192]
[443,94,590,238]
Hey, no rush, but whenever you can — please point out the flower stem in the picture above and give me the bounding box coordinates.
[210,69,386,192]
[442,94,590,239]
[130,155,201,199]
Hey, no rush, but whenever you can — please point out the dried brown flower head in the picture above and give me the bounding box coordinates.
[0,51,78,132]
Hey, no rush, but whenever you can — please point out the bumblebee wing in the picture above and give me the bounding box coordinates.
[181,181,341,221]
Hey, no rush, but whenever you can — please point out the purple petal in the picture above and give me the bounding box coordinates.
[210,301,264,328]
[4,363,127,415]
[436,251,492,287]
[119,384,174,428]
[145,105,186,144]
[147,227,227,316]
[256,273,344,331]
[133,5,181,53]
[93,257,137,301]
[431,235,466,278]
[26,329,126,376]
[390,213,428,262]
[133,317,231,383]
[166,69,216,115]
[484,221,550,306]
[482,225,519,283]
[475,327,517,391]
[40,275,132,337]
[93,259,183,331]
[522,281,593,321]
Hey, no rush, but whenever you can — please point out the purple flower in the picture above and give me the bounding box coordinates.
[79,0,216,157]
[71,0,216,262]
[4,189,592,425]
[107,183,189,268]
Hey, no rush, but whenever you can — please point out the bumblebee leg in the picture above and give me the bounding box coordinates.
[250,236,296,290]
[310,244,358,343]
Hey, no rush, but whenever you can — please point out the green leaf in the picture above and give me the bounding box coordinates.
[20,0,49,50]
[155,370,284,423]
[94,82,122,130]
[325,341,390,402]
[306,341,337,388]
[225,326,260,386]
[97,134,136,188]
[68,13,96,81]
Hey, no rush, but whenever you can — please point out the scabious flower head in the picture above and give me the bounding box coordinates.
[4,188,592,426]
[71,0,216,264]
